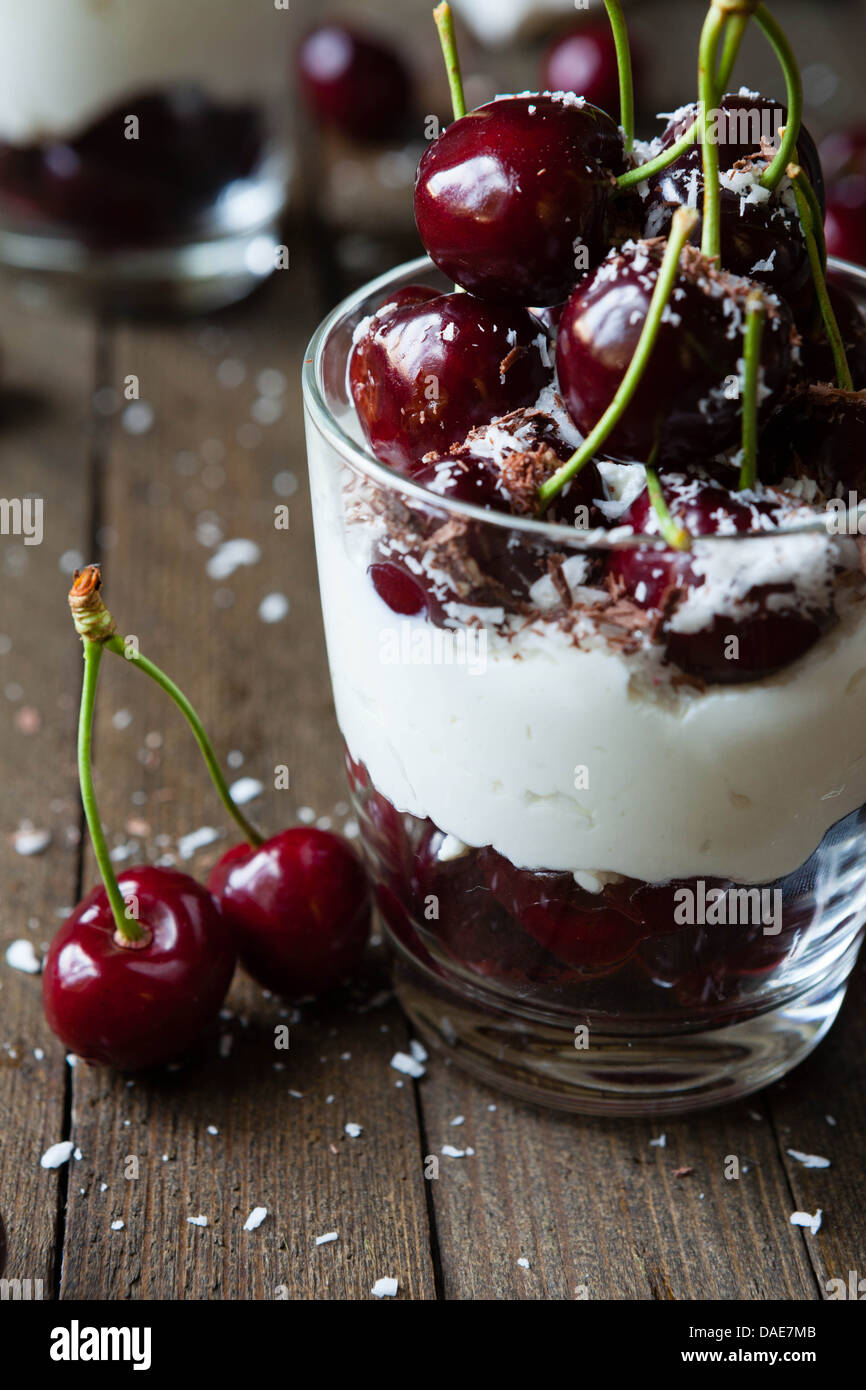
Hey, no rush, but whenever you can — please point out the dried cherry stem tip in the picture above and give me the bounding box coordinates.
[538,206,699,506]
[69,566,116,643]
[433,3,466,121]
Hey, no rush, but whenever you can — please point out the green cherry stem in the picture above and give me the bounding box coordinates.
[615,2,751,193]
[698,1,729,261]
[433,3,466,121]
[104,636,264,850]
[737,292,765,491]
[69,565,264,851]
[791,153,827,270]
[754,4,802,191]
[69,593,147,946]
[646,464,692,551]
[788,163,853,392]
[602,0,634,152]
[538,206,699,506]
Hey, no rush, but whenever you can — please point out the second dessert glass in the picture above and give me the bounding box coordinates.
[0,0,296,311]
[303,255,866,1116]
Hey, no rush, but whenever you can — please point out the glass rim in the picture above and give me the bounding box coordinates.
[301,252,866,550]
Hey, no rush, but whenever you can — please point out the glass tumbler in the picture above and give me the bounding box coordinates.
[302,255,866,1116]
[0,0,296,312]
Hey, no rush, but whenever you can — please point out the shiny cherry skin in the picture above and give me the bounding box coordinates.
[297,24,413,142]
[414,94,628,305]
[350,288,550,473]
[607,477,831,682]
[644,93,822,312]
[209,828,371,997]
[556,242,793,466]
[42,867,236,1070]
[542,22,634,115]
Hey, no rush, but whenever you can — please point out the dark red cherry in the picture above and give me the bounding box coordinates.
[414,94,626,305]
[209,828,371,997]
[483,850,643,975]
[542,22,628,116]
[412,452,514,511]
[824,179,866,267]
[644,93,822,312]
[556,241,793,466]
[654,93,824,212]
[42,867,236,1070]
[607,477,832,682]
[297,24,413,142]
[759,384,866,496]
[350,290,550,474]
[800,283,866,387]
[369,560,433,617]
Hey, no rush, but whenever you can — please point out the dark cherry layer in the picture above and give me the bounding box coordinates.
[347,755,825,1021]
[415,95,629,305]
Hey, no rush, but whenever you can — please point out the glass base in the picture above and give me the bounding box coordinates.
[0,217,282,314]
[387,921,859,1116]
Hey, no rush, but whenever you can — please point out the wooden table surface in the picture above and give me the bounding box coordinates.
[1,0,865,1303]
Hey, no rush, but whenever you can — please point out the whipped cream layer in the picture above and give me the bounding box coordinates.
[0,0,290,144]
[308,422,866,886]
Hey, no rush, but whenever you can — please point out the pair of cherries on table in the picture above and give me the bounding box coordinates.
[42,571,371,1071]
[44,829,370,1071]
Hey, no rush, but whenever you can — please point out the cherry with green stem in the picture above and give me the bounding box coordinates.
[544,206,698,504]
[738,293,765,491]
[68,565,372,1001]
[41,566,237,1070]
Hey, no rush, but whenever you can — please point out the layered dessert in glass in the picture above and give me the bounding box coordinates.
[0,0,294,309]
[303,2,866,1112]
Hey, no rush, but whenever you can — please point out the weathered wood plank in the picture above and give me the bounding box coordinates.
[419,1064,821,1300]
[58,252,436,1300]
[766,960,866,1300]
[0,286,97,1295]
